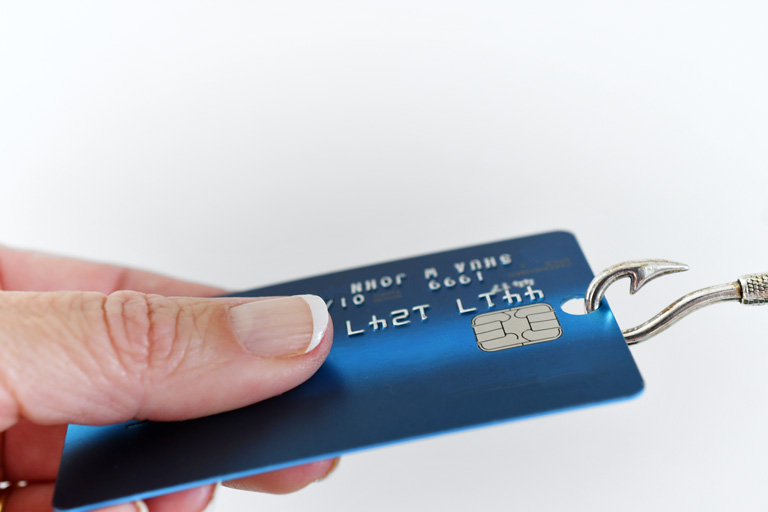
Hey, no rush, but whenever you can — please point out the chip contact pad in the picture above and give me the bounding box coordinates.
[472,304,563,351]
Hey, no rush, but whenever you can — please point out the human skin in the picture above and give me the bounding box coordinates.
[0,247,338,512]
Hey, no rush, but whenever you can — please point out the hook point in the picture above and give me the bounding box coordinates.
[629,260,689,294]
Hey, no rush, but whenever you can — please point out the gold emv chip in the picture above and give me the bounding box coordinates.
[472,304,562,352]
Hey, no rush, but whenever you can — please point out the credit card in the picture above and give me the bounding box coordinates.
[54,231,643,511]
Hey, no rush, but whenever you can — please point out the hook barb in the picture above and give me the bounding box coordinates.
[584,260,689,314]
[585,260,767,345]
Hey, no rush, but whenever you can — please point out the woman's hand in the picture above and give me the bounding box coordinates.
[0,247,336,512]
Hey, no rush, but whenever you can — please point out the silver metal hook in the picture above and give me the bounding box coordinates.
[584,260,768,345]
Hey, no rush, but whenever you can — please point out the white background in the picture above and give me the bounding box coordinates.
[2,2,768,511]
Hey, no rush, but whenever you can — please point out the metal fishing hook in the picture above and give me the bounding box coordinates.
[584,260,768,345]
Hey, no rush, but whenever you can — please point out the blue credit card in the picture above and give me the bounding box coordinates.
[54,231,643,511]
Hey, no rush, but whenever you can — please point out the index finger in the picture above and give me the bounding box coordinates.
[0,247,225,296]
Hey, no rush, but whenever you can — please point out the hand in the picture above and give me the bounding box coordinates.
[0,247,336,512]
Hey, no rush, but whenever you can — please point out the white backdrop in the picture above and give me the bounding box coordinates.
[2,2,767,511]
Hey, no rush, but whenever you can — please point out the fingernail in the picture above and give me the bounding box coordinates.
[229,295,329,358]
[316,457,341,482]
[135,500,149,512]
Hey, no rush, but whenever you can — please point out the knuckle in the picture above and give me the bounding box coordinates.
[103,291,185,380]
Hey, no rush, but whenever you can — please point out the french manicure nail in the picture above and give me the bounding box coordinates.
[229,295,329,358]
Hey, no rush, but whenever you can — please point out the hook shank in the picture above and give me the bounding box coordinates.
[622,282,740,344]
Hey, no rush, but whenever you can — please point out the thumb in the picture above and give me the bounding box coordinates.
[0,291,332,430]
